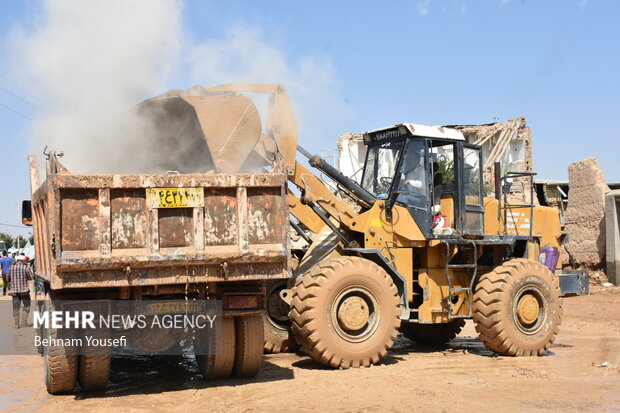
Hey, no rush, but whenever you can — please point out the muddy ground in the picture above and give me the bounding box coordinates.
[1,285,618,413]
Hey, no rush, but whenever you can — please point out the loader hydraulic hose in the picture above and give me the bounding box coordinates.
[297,146,375,208]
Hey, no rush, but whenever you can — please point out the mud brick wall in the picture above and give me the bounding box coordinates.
[563,158,610,268]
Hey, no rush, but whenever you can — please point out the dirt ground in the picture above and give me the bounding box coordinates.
[1,284,618,413]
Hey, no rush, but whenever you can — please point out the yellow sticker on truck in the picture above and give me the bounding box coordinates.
[146,188,204,208]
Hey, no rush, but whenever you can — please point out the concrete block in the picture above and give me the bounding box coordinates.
[605,190,620,286]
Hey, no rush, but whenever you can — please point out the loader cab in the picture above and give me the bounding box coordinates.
[360,124,484,239]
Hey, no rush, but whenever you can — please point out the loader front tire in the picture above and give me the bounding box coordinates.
[264,280,298,354]
[400,319,465,345]
[290,256,401,369]
[472,258,562,356]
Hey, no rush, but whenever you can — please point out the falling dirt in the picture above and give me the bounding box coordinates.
[1,285,619,413]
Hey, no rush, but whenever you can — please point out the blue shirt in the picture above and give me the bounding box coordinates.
[0,256,12,274]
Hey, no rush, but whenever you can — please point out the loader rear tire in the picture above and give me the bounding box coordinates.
[400,319,465,345]
[472,258,562,356]
[290,256,401,369]
[196,317,236,379]
[78,353,110,391]
[264,280,298,354]
[233,315,264,377]
[44,294,78,394]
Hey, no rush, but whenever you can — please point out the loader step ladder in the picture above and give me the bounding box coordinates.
[441,240,478,319]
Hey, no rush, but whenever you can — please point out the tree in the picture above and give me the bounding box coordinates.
[0,232,14,249]
[28,233,34,245]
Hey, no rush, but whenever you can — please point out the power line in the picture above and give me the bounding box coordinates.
[0,75,42,105]
[0,101,31,120]
[0,85,40,109]
[0,222,30,229]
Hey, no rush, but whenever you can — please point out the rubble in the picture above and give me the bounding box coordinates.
[451,117,533,204]
[563,158,610,269]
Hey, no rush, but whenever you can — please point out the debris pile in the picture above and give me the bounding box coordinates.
[451,117,533,203]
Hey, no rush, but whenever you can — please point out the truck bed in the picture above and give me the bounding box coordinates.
[31,170,289,289]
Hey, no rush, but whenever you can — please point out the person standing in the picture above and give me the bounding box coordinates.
[6,255,33,328]
[0,251,12,295]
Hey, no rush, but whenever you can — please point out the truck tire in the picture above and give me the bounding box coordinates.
[44,294,78,394]
[233,314,264,377]
[36,299,45,355]
[400,319,465,345]
[472,258,562,356]
[264,280,298,354]
[196,316,236,379]
[289,256,401,369]
[78,354,110,391]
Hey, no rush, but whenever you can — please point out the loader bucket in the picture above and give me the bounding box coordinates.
[139,89,263,173]
[140,84,297,173]
[203,83,298,171]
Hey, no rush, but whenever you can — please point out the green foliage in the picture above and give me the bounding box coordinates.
[28,234,34,245]
[482,181,493,197]
[0,232,14,249]
[437,157,455,183]
[468,172,493,198]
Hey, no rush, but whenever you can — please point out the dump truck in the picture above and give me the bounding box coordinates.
[24,90,291,393]
[148,83,588,370]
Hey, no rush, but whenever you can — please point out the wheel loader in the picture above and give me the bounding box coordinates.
[142,83,589,370]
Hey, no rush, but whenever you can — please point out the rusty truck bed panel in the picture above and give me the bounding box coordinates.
[31,172,289,289]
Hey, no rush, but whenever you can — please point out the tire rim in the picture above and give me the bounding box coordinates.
[331,285,380,343]
[265,281,291,330]
[512,284,547,334]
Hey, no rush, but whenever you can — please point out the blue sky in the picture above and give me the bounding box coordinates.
[0,0,618,237]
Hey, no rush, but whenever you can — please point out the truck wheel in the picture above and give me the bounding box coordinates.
[36,300,45,355]
[472,258,562,356]
[196,317,236,379]
[400,319,465,345]
[289,256,401,369]
[44,295,78,394]
[264,280,297,354]
[233,315,264,377]
[78,354,110,391]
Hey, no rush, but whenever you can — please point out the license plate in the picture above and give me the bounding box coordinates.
[146,188,204,208]
[146,301,196,314]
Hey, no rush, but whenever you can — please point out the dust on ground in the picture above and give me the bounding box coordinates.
[1,285,619,413]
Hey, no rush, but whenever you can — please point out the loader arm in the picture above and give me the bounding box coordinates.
[289,162,359,230]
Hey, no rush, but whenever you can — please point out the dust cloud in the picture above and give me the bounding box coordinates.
[6,0,184,173]
[186,24,354,156]
[5,1,353,175]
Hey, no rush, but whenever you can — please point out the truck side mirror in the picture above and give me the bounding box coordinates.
[22,200,32,226]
